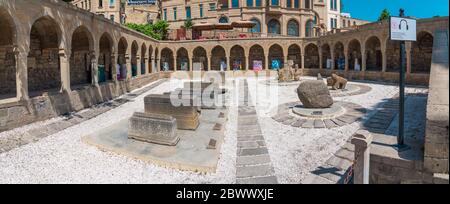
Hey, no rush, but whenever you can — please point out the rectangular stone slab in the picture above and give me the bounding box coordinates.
[128,112,179,146]
[144,94,200,130]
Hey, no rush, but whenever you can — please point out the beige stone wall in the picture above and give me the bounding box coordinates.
[0,46,16,97]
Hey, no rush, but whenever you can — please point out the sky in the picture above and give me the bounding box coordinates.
[341,0,449,22]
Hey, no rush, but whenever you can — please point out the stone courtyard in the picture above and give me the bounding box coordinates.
[0,75,435,184]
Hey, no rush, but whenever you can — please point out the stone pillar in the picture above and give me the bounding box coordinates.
[244,55,249,71]
[173,54,178,71]
[381,49,387,72]
[344,51,349,71]
[156,57,160,72]
[208,54,212,71]
[144,57,149,75]
[301,54,305,69]
[14,48,29,100]
[331,51,335,70]
[265,54,270,70]
[351,130,373,184]
[136,55,141,76]
[225,52,230,71]
[318,48,323,69]
[361,48,367,72]
[111,53,118,81]
[90,52,98,85]
[59,49,71,92]
[125,54,131,79]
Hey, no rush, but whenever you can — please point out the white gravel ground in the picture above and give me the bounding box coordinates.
[0,76,428,184]
[0,79,237,184]
[245,76,428,184]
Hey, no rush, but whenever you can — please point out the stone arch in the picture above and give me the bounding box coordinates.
[148,45,153,73]
[160,47,174,71]
[287,44,301,68]
[365,36,382,71]
[117,37,128,80]
[176,47,189,71]
[27,16,62,94]
[70,26,94,87]
[211,46,226,71]
[268,44,284,69]
[99,33,114,81]
[333,41,345,70]
[287,19,300,36]
[131,41,139,77]
[219,16,229,23]
[321,43,331,69]
[0,8,17,99]
[230,45,246,70]
[193,46,208,71]
[411,31,433,73]
[347,39,361,70]
[249,44,265,70]
[268,19,281,35]
[248,18,261,33]
[304,43,319,68]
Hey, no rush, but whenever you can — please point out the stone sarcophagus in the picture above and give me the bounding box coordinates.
[128,112,179,146]
[144,94,200,130]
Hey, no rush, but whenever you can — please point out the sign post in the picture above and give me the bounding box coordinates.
[389,9,416,151]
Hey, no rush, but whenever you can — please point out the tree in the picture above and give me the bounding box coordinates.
[125,20,169,40]
[378,9,391,21]
[184,19,194,29]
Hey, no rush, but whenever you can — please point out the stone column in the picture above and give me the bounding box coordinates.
[144,56,149,75]
[156,57,160,72]
[208,54,212,71]
[351,130,373,184]
[90,52,98,85]
[361,48,367,72]
[136,55,141,77]
[125,54,131,79]
[381,48,387,72]
[344,51,349,71]
[301,54,305,69]
[225,52,230,71]
[59,49,71,92]
[244,55,249,71]
[14,48,29,101]
[318,47,323,69]
[173,54,178,71]
[265,54,270,70]
[111,53,118,81]
[331,51,335,70]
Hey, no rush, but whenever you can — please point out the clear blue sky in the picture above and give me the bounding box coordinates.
[342,0,449,22]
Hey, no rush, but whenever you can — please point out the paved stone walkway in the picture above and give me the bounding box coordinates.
[235,80,278,184]
[0,79,167,154]
[303,92,402,184]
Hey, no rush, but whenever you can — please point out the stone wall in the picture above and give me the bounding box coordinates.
[0,46,16,96]
[424,29,449,174]
[70,51,91,86]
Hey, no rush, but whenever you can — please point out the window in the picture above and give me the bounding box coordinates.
[173,7,177,20]
[342,19,346,27]
[248,18,261,33]
[247,0,253,7]
[271,0,279,6]
[110,15,114,21]
[220,0,228,9]
[305,20,315,37]
[163,9,167,21]
[255,0,261,6]
[99,0,103,8]
[186,6,191,19]
[305,0,311,9]
[287,20,299,36]
[287,0,291,8]
[199,4,204,18]
[209,3,216,11]
[330,18,337,29]
[330,0,338,11]
[219,16,228,23]
[268,19,281,34]
[294,0,299,8]
[232,0,239,8]
[109,0,115,7]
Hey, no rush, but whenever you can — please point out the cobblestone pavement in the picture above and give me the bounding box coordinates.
[235,80,278,184]
[0,79,167,154]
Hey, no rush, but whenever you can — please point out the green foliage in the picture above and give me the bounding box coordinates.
[184,19,194,29]
[378,9,391,21]
[125,21,169,40]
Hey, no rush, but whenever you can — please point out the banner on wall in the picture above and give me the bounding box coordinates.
[271,59,281,70]
[127,0,156,5]
[253,60,263,71]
